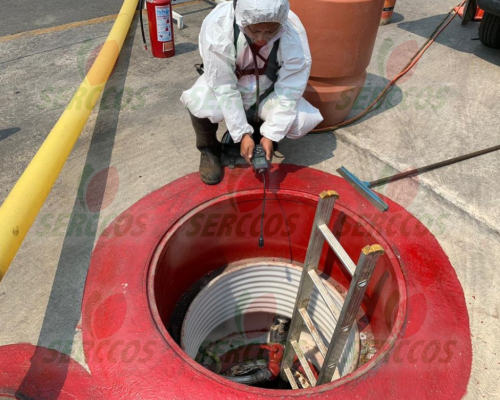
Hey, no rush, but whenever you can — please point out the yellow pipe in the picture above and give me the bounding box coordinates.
[0,0,139,280]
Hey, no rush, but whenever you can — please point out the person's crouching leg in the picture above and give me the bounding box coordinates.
[189,110,222,185]
[284,98,324,140]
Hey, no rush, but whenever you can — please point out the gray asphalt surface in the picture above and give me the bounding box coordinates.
[0,0,125,36]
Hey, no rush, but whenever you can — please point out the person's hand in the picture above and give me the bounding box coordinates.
[240,133,255,164]
[260,137,273,161]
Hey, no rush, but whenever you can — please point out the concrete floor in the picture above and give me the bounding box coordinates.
[0,0,499,398]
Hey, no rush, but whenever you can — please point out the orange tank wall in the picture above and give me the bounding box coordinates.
[291,0,385,128]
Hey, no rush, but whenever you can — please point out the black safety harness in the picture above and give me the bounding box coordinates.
[233,21,281,123]
[195,0,281,123]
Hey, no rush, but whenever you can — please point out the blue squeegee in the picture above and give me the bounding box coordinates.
[337,166,389,212]
[337,143,500,212]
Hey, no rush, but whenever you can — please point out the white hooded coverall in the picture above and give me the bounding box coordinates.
[180,0,323,143]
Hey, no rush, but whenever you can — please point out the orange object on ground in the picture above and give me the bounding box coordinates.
[380,0,398,25]
[290,0,385,129]
[454,4,484,20]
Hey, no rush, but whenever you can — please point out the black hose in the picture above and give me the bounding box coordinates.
[225,368,272,385]
[237,0,267,255]
[140,0,147,50]
[259,172,266,247]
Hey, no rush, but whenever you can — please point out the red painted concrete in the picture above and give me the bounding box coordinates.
[0,166,472,398]
[0,343,100,399]
[80,164,472,399]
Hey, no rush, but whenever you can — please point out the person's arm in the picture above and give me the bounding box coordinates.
[200,10,254,143]
[260,16,312,142]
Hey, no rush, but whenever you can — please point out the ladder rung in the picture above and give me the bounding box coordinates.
[318,224,356,276]
[291,340,317,387]
[284,367,299,390]
[308,269,339,323]
[298,307,328,357]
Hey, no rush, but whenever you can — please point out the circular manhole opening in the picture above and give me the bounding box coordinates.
[147,189,406,393]
[179,262,359,388]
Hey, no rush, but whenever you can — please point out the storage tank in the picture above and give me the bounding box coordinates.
[290,0,385,128]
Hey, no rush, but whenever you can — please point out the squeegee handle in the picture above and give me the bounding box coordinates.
[369,143,500,187]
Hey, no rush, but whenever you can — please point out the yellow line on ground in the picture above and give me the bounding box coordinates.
[0,15,119,43]
[0,1,204,43]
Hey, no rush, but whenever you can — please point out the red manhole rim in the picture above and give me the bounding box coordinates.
[81,165,472,399]
[146,189,408,395]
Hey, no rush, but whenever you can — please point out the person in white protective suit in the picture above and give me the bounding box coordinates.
[180,0,323,185]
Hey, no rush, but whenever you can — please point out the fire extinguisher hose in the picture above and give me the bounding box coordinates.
[140,0,147,49]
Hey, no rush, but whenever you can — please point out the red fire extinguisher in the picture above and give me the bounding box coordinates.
[140,0,175,58]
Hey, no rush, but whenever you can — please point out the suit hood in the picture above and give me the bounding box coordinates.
[234,0,290,27]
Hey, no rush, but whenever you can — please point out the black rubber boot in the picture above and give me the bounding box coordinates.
[189,111,222,185]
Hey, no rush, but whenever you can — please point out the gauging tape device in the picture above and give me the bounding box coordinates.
[252,145,269,174]
[253,145,270,248]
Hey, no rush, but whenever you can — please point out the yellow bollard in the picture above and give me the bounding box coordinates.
[0,0,139,281]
